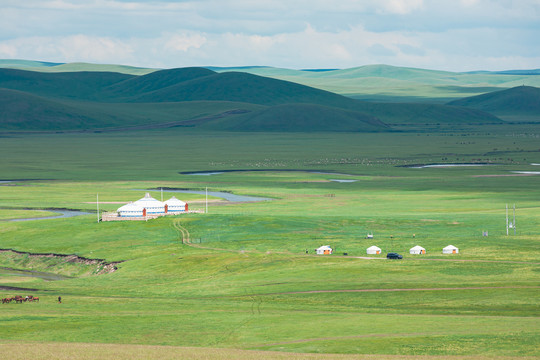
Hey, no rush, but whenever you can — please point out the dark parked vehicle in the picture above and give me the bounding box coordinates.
[386,252,403,259]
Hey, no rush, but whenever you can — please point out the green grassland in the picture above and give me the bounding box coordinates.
[0,126,539,358]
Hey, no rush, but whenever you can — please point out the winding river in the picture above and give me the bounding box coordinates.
[142,189,272,202]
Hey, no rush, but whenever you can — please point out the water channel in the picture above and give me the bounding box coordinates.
[142,189,272,202]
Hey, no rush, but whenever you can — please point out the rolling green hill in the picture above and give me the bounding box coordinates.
[447,85,540,117]
[0,66,507,132]
[127,71,360,107]
[201,103,389,132]
[0,68,133,100]
[0,88,110,130]
[0,59,155,75]
[100,67,216,100]
[214,64,540,101]
[3,60,540,100]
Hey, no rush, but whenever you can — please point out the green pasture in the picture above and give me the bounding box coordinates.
[0,209,57,221]
[0,129,539,357]
[1,125,540,180]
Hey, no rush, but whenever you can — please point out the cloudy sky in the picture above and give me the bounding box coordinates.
[1,0,539,71]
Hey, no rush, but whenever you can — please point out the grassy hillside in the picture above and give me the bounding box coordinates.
[0,68,133,100]
[216,65,540,101]
[0,92,264,131]
[0,88,115,130]
[2,60,540,100]
[202,103,389,132]
[128,71,359,107]
[0,59,155,75]
[0,67,512,132]
[101,67,216,100]
[447,86,540,119]
[0,59,63,68]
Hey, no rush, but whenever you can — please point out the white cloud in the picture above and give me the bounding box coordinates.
[164,33,207,52]
[379,0,424,14]
[0,0,538,70]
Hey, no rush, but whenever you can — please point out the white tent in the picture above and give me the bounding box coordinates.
[134,193,165,214]
[409,245,426,255]
[164,196,187,213]
[366,245,382,255]
[443,245,459,254]
[117,202,144,217]
[316,245,333,255]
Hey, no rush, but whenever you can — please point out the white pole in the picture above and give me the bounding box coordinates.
[161,187,163,202]
[506,204,509,236]
[513,204,516,235]
[206,187,208,214]
[97,193,100,223]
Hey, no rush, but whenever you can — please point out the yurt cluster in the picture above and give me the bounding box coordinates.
[366,245,459,255]
[102,193,190,221]
[315,244,459,256]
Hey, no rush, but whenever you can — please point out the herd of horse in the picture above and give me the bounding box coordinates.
[2,295,39,304]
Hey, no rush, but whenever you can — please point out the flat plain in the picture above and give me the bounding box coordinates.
[1,126,539,359]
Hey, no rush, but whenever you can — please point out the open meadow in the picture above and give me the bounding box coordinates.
[0,127,539,358]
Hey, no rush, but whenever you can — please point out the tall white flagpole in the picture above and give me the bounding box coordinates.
[206,187,208,214]
[161,187,163,201]
[506,204,509,236]
[513,204,516,235]
[97,193,100,223]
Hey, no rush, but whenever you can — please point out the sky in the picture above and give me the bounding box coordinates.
[0,0,539,71]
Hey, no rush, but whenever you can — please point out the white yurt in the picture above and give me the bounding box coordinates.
[366,245,382,255]
[164,196,187,213]
[134,193,165,214]
[316,245,333,255]
[117,202,144,217]
[443,245,459,254]
[409,245,426,255]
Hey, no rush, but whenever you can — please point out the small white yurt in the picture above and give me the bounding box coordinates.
[409,245,426,255]
[316,245,333,255]
[164,196,187,213]
[117,202,144,217]
[443,245,459,254]
[366,245,382,255]
[134,193,165,214]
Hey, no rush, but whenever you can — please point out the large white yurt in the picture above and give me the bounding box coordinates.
[443,245,459,254]
[366,245,382,255]
[409,245,426,255]
[316,245,333,255]
[134,193,165,214]
[164,196,187,213]
[117,202,144,217]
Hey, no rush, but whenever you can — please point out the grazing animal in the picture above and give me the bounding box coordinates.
[32,297,39,302]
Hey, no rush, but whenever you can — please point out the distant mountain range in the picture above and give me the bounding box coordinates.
[2,59,539,101]
[0,61,538,132]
